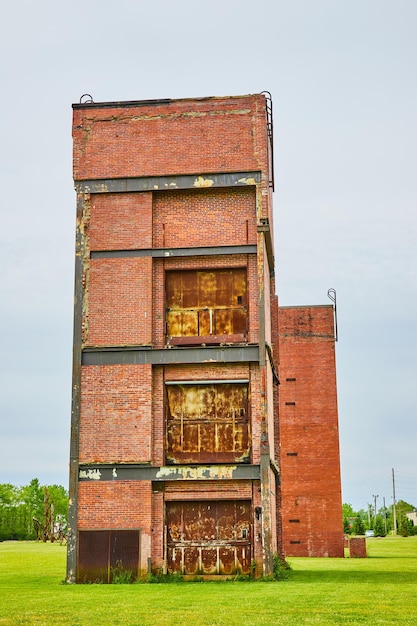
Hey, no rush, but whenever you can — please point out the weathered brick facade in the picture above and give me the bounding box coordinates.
[67,93,343,583]
[278,306,343,556]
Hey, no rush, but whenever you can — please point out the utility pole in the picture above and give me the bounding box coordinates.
[372,494,379,520]
[383,496,387,535]
[392,468,397,535]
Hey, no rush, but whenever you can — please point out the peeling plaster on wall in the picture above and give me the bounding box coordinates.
[155,465,238,480]
[237,177,257,185]
[79,468,101,480]
[193,176,214,188]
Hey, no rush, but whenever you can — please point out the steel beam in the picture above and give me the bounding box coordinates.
[66,192,88,583]
[82,344,260,366]
[91,244,257,259]
[75,171,261,194]
[78,464,261,482]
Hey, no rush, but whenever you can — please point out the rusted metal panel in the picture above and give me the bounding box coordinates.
[166,501,252,575]
[78,530,109,583]
[110,530,140,576]
[77,530,140,583]
[166,383,250,464]
[166,269,248,344]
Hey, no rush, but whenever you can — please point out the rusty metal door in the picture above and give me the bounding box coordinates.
[166,383,250,464]
[166,269,247,344]
[77,530,140,583]
[166,501,252,575]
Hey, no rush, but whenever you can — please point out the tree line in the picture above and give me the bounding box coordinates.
[0,479,68,542]
[2,480,415,541]
[343,500,417,537]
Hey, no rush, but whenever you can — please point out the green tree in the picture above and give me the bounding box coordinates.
[0,484,20,540]
[396,500,415,518]
[47,485,68,518]
[20,479,44,537]
[398,514,413,537]
[374,515,386,537]
[0,480,68,541]
[352,516,365,535]
[356,509,368,523]
[342,503,355,518]
[0,484,18,506]
[343,517,351,534]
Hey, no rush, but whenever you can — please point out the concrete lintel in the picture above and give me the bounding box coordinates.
[75,171,261,194]
[78,464,261,482]
[82,344,260,366]
[91,244,257,259]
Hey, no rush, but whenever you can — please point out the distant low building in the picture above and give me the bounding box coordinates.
[406,510,417,526]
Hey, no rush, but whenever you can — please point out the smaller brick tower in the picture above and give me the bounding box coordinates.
[278,305,343,557]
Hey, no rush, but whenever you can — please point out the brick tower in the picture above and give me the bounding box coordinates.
[67,93,343,583]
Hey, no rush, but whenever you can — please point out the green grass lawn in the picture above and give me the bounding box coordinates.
[1,537,417,625]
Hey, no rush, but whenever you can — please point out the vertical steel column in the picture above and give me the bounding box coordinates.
[256,184,273,575]
[66,192,89,582]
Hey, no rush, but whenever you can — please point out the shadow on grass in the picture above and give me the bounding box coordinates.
[290,569,417,584]
[365,552,417,559]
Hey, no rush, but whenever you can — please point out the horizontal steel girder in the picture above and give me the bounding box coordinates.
[78,464,261,482]
[82,344,260,366]
[91,244,257,259]
[75,171,261,194]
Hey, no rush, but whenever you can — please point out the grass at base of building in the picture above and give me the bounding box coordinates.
[0,537,417,625]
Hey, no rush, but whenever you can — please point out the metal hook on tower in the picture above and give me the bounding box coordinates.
[327,288,338,342]
[79,94,94,104]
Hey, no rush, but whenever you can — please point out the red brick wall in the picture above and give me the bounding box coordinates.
[152,187,257,248]
[89,192,152,251]
[349,537,367,558]
[79,364,152,463]
[164,480,253,499]
[278,305,343,557]
[73,95,269,182]
[163,363,250,382]
[78,480,151,528]
[151,366,164,467]
[77,481,152,574]
[72,93,279,577]
[85,257,152,346]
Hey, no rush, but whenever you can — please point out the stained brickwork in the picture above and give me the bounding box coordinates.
[349,537,367,558]
[278,305,344,557]
[79,364,152,464]
[77,481,152,575]
[68,93,343,583]
[86,257,152,346]
[152,187,257,249]
[72,96,270,187]
[89,192,153,251]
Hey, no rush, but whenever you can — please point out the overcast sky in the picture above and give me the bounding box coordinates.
[1,0,416,513]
